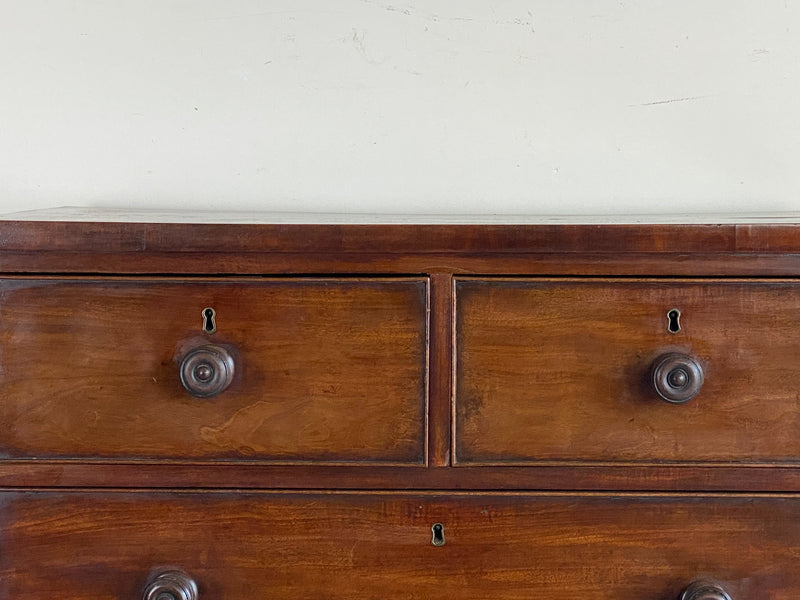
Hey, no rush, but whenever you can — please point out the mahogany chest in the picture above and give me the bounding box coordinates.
[1,209,799,599]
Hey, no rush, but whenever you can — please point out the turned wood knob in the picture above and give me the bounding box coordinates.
[143,570,198,600]
[179,344,235,398]
[651,352,704,404]
[680,579,732,600]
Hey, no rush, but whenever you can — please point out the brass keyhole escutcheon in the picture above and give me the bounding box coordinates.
[202,307,217,334]
[431,522,445,546]
[667,308,681,333]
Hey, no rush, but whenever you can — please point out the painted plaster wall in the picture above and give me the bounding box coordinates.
[1,1,798,215]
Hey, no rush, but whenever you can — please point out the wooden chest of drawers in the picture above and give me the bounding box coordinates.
[2,209,800,599]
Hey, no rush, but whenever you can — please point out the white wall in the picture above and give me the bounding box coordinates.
[1,1,798,215]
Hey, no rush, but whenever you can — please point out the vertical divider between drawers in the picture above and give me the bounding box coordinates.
[427,273,454,467]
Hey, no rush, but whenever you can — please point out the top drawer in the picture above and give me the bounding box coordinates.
[0,277,428,464]
[455,277,800,465]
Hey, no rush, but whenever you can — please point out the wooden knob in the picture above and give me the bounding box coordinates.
[680,580,732,600]
[179,344,234,398]
[143,570,198,600]
[651,352,704,404]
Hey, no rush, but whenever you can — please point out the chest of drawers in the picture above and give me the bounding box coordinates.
[1,209,800,599]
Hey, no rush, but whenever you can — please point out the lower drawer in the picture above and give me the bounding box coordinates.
[1,491,796,599]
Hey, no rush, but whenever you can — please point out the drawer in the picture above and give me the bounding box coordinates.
[1,491,798,598]
[455,278,800,465]
[0,277,427,463]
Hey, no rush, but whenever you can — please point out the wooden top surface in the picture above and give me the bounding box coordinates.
[0,206,799,254]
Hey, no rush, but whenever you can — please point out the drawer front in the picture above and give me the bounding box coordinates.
[455,278,800,465]
[1,491,798,599]
[0,278,427,463]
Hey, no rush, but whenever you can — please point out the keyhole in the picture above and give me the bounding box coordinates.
[667,308,681,334]
[202,307,217,334]
[431,522,445,546]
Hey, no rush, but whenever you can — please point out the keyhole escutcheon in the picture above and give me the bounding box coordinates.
[667,308,681,334]
[431,522,445,546]
[202,307,217,334]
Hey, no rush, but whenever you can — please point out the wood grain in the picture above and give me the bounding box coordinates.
[427,273,453,466]
[0,277,428,463]
[0,220,738,253]
[0,215,798,255]
[2,217,800,597]
[1,491,798,599]
[6,462,800,492]
[456,278,800,465]
[6,251,800,277]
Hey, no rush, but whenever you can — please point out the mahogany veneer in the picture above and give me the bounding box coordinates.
[0,277,427,463]
[455,278,800,465]
[1,209,799,599]
[2,491,799,599]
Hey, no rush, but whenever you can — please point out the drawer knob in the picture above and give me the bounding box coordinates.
[179,344,235,398]
[651,352,704,404]
[143,570,198,600]
[680,580,732,600]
